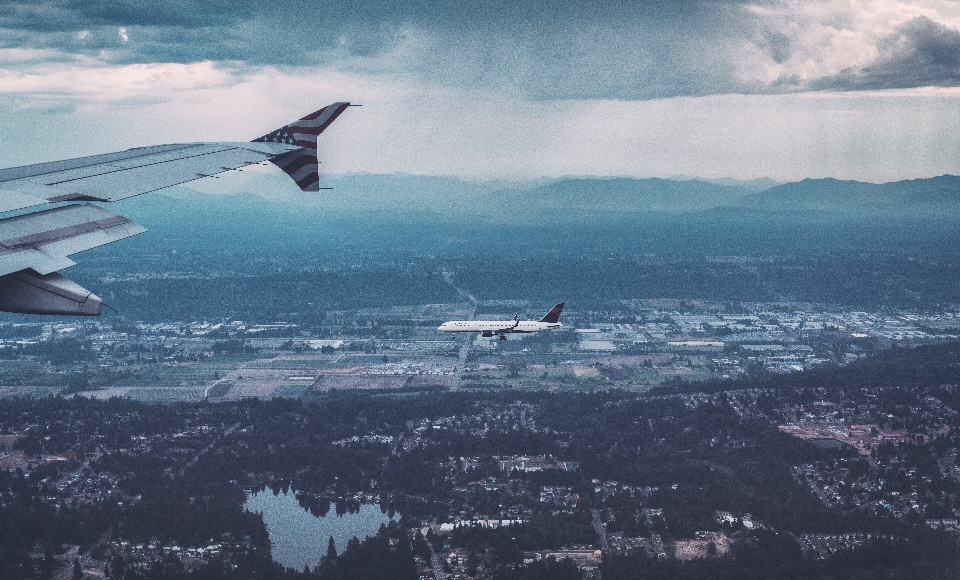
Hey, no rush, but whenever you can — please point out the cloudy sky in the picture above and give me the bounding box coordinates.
[3,0,960,182]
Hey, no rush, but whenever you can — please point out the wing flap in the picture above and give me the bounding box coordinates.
[0,250,76,276]
[0,204,146,277]
[0,187,52,214]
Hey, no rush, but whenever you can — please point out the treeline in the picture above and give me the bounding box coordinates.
[102,523,418,580]
[453,253,960,310]
[0,467,118,580]
[3,343,960,579]
[601,529,959,580]
[651,341,960,398]
[450,513,597,562]
[97,268,457,323]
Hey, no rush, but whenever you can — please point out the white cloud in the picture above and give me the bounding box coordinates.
[1,52,959,183]
[0,59,239,111]
[736,0,960,90]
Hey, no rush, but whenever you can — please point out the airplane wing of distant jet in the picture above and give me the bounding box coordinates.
[0,102,352,316]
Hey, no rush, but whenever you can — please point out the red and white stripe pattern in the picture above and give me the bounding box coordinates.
[253,102,351,191]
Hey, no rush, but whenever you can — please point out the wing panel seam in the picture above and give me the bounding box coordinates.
[42,145,253,186]
[0,143,206,184]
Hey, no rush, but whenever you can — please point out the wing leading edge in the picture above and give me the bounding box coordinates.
[0,102,351,315]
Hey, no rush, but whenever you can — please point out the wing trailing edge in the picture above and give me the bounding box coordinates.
[0,204,145,315]
[0,204,147,278]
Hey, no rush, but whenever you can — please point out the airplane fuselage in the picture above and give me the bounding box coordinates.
[437,320,562,335]
[438,303,565,339]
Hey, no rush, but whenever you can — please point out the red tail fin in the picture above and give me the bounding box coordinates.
[540,302,564,323]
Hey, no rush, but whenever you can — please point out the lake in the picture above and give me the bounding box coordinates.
[244,490,398,571]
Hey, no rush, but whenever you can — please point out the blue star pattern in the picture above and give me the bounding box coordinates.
[252,126,298,145]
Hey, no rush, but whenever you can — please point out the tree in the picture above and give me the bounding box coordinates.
[467,550,480,576]
[327,536,337,561]
[110,554,125,580]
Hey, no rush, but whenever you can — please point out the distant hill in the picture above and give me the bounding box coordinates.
[734,175,960,219]
[90,172,960,266]
[667,175,780,192]
[134,173,757,222]
[472,177,753,220]
[129,172,960,224]
[67,172,960,316]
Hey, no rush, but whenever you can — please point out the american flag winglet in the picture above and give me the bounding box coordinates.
[252,102,351,191]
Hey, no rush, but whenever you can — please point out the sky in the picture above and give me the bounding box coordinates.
[2,1,960,182]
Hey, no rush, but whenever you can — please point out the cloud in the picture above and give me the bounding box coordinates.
[813,16,960,90]
[0,58,239,108]
[0,1,753,98]
[0,1,248,30]
[731,2,960,92]
[2,52,959,183]
[3,1,960,101]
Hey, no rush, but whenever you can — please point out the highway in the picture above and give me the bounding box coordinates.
[442,269,478,392]
[591,508,610,554]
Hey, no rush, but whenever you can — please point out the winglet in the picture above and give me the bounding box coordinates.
[251,102,351,191]
[539,302,564,323]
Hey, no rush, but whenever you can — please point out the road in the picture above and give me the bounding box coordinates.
[429,543,447,580]
[204,361,254,398]
[450,334,474,392]
[442,270,478,392]
[591,508,610,554]
[803,473,833,507]
[51,528,112,580]
[179,423,240,477]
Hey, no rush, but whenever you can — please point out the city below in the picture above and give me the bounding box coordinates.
[1,298,959,579]
[0,300,957,401]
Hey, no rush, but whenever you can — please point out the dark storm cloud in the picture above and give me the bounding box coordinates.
[0,1,385,62]
[0,0,756,99]
[0,0,826,101]
[0,0,713,32]
[759,30,791,64]
[0,1,249,30]
[814,16,960,91]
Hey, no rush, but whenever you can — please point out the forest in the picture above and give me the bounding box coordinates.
[0,342,959,578]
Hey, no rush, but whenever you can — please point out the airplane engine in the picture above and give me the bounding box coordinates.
[0,269,102,316]
[481,330,494,337]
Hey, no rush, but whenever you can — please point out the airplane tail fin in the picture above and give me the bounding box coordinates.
[539,302,564,323]
[251,102,351,191]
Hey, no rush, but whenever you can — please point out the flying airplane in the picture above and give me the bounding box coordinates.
[438,303,565,340]
[0,102,352,316]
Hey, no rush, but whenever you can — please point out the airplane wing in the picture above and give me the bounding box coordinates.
[490,322,520,334]
[0,102,351,316]
[0,142,295,213]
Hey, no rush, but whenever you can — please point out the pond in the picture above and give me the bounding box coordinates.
[244,490,399,571]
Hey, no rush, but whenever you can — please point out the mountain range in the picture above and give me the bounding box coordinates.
[116,172,960,224]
